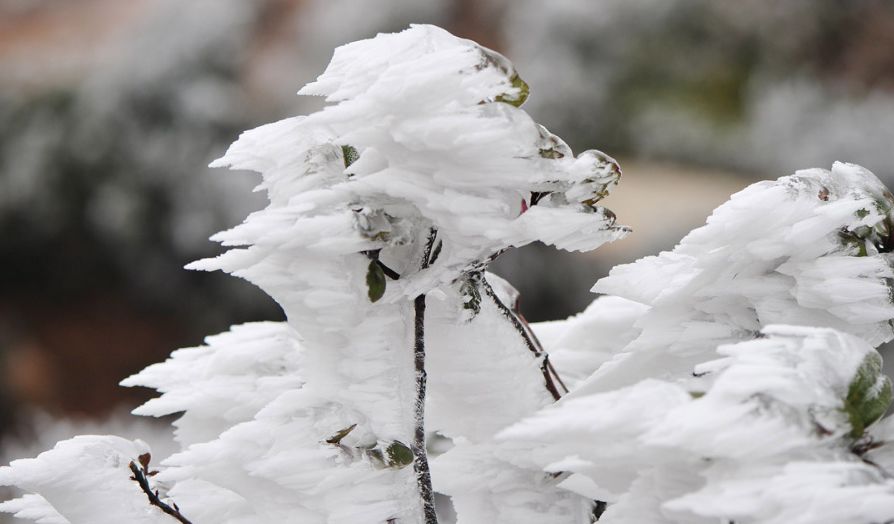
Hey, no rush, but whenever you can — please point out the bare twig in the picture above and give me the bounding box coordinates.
[128,456,193,524]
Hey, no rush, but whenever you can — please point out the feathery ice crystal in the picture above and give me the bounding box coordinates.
[0,25,625,524]
[2,25,894,524]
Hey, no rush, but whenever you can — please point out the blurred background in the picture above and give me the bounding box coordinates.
[2,0,894,502]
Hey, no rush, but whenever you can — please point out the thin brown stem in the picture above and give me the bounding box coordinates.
[128,461,192,524]
[478,276,567,401]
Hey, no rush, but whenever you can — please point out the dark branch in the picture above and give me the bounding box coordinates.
[420,228,438,269]
[479,275,566,401]
[129,461,193,524]
[362,250,402,280]
[412,227,438,524]
[530,191,550,206]
[479,273,603,512]
[377,260,402,280]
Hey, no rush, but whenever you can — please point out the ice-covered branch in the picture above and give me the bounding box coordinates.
[478,273,568,400]
[0,436,173,524]
[128,456,192,524]
[413,229,438,524]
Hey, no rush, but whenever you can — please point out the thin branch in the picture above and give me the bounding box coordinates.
[412,227,438,524]
[479,276,566,401]
[129,460,193,524]
[412,293,437,524]
[420,228,438,269]
[362,250,402,280]
[515,305,568,395]
[377,260,402,280]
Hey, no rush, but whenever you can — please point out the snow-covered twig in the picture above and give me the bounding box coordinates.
[128,456,192,524]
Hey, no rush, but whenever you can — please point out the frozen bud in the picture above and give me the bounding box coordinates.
[566,149,622,205]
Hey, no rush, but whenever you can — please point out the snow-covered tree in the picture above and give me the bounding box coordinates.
[2,25,894,524]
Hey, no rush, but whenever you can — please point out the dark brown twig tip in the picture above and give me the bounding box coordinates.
[128,461,193,524]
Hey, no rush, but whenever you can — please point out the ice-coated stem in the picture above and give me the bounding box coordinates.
[412,292,437,524]
[413,228,438,524]
[479,276,568,400]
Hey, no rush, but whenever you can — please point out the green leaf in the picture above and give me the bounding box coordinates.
[366,260,386,302]
[495,73,529,107]
[844,351,893,437]
[385,441,414,468]
[341,145,359,168]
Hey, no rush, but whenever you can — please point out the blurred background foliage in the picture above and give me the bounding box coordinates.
[1,0,894,476]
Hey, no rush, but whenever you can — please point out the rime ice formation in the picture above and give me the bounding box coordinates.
[572,162,894,396]
[504,327,894,524]
[506,163,894,523]
[1,25,625,523]
[4,24,894,524]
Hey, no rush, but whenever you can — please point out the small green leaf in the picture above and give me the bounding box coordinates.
[844,352,893,437]
[495,73,529,107]
[325,423,357,445]
[341,145,359,168]
[366,260,386,302]
[385,441,414,468]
